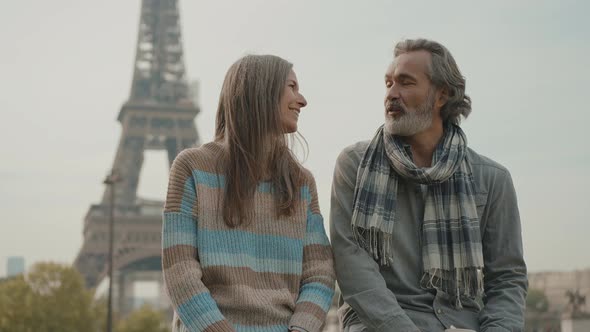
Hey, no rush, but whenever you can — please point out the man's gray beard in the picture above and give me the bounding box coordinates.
[384,93,435,136]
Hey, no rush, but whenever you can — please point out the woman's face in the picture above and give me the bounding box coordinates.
[279,69,307,133]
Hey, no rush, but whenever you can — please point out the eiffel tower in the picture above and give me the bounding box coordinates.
[74,0,199,314]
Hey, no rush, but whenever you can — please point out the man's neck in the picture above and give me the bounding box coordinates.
[403,122,444,168]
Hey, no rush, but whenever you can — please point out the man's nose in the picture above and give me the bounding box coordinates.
[386,84,400,100]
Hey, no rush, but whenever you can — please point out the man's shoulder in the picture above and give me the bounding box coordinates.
[467,147,510,174]
[467,148,514,194]
[332,140,371,181]
[337,140,371,164]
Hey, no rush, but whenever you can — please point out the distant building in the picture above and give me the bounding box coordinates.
[6,256,25,277]
[529,268,590,312]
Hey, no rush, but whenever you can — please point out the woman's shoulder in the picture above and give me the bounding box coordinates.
[173,141,225,173]
[298,165,318,189]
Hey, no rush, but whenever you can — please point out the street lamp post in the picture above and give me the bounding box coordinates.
[104,170,121,332]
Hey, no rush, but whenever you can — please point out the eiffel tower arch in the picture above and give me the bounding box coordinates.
[74,0,199,315]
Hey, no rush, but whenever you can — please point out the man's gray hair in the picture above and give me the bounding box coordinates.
[394,39,472,124]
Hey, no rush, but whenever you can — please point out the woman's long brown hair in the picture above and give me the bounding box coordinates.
[214,55,305,227]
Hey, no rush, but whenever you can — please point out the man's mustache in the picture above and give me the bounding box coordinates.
[385,100,406,113]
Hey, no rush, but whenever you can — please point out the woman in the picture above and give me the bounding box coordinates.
[162,55,335,332]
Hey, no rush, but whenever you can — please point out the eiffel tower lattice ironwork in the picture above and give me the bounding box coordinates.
[74,0,199,313]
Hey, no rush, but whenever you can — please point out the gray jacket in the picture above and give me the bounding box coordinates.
[330,141,527,332]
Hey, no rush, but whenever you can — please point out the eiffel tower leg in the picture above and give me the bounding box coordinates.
[165,128,200,167]
[166,137,180,168]
[104,136,145,206]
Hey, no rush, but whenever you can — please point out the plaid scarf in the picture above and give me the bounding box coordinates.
[351,124,484,306]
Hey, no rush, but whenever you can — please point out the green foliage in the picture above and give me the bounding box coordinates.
[526,288,549,313]
[0,262,103,332]
[0,262,171,332]
[0,275,33,331]
[115,304,170,332]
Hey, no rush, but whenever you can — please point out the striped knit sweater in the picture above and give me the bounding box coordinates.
[162,142,336,332]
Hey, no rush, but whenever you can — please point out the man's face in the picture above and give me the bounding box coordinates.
[383,50,438,136]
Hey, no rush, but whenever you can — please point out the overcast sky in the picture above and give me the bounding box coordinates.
[1,0,589,277]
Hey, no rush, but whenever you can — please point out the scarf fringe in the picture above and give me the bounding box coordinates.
[354,227,484,308]
[420,267,484,308]
[352,227,392,266]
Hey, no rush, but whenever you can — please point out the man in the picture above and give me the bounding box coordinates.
[330,38,527,332]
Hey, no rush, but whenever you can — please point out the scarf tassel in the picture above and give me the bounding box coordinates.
[352,227,392,266]
[420,267,484,308]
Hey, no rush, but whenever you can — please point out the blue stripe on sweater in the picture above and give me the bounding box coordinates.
[306,212,325,233]
[198,229,303,260]
[304,212,328,246]
[180,177,197,215]
[176,293,225,331]
[296,282,335,311]
[162,212,197,248]
[193,170,226,188]
[300,186,311,201]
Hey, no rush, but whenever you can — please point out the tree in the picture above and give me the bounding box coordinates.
[0,262,104,332]
[115,305,170,332]
[526,288,549,313]
[0,275,34,331]
[0,262,173,332]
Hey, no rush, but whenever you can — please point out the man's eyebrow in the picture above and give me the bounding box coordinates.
[396,73,417,81]
[385,72,416,81]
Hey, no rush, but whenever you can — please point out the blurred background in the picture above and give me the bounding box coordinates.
[1,1,589,331]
